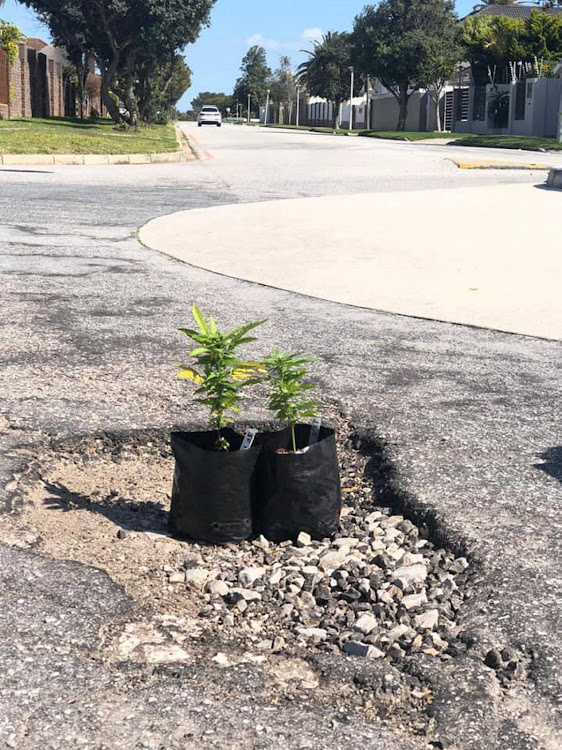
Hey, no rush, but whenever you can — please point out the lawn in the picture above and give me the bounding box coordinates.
[451,134,562,152]
[224,121,562,151]
[0,117,179,155]
[358,130,468,141]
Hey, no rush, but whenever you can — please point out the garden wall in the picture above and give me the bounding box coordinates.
[0,40,69,120]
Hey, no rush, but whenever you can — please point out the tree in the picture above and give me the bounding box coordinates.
[462,15,525,83]
[297,32,359,129]
[233,45,272,116]
[352,0,461,131]
[417,30,462,130]
[176,109,197,120]
[461,11,562,84]
[137,55,192,123]
[0,20,24,66]
[269,56,297,123]
[191,91,234,113]
[522,9,562,59]
[22,0,216,125]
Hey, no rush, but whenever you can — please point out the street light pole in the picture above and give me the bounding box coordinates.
[558,86,562,143]
[296,85,300,127]
[349,66,355,131]
[265,88,270,126]
[247,94,251,123]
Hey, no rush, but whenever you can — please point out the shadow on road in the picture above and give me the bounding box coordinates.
[533,447,562,484]
[42,480,169,533]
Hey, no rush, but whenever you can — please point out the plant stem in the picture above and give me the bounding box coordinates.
[291,423,297,453]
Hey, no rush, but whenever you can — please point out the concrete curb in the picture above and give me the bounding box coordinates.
[546,166,562,189]
[174,123,201,160]
[0,151,191,166]
[449,158,549,170]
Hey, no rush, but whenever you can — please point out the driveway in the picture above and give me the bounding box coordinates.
[0,124,560,749]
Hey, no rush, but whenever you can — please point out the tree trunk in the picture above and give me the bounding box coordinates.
[435,95,441,132]
[97,48,122,124]
[396,81,409,131]
[123,75,138,129]
[332,101,341,130]
[100,74,121,124]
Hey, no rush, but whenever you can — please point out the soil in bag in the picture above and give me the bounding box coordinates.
[169,428,261,544]
[257,424,342,542]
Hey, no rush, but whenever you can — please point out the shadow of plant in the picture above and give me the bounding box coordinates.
[42,481,169,533]
[533,447,562,484]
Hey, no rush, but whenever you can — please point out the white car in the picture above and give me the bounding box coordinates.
[198,106,222,127]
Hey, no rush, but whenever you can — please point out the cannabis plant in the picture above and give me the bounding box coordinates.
[264,350,318,452]
[176,305,265,450]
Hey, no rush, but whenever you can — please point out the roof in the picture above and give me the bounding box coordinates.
[467,5,562,20]
[24,38,49,51]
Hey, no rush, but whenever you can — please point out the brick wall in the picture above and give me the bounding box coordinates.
[1,41,67,119]
[0,49,9,119]
[9,45,33,118]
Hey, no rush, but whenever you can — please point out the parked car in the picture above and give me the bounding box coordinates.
[198,106,222,127]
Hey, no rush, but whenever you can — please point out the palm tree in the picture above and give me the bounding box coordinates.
[297,32,359,129]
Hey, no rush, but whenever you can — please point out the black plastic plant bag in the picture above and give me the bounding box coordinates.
[169,429,261,544]
[257,424,342,542]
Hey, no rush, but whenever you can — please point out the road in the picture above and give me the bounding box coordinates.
[0,124,561,750]
[144,124,562,340]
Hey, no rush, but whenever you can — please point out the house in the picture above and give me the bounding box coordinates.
[282,5,561,136]
[466,5,562,20]
[450,5,562,138]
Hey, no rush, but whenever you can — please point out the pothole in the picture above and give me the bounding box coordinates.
[4,416,475,653]
[2,416,483,739]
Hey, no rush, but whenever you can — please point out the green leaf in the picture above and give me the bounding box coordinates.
[191,304,209,334]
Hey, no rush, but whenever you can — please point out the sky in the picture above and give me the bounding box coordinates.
[0,0,476,111]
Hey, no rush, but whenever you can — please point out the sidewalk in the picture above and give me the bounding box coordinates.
[140,181,561,340]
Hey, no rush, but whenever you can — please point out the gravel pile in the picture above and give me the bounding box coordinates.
[162,431,470,665]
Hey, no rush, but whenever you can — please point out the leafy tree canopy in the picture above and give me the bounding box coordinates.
[137,55,192,123]
[0,19,25,65]
[462,10,562,83]
[191,91,234,112]
[233,45,272,113]
[269,56,297,106]
[297,32,359,128]
[22,0,216,125]
[352,0,460,130]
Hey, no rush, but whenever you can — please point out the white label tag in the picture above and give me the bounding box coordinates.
[239,429,257,450]
[308,418,322,446]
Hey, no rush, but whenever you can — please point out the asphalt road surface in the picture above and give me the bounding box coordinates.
[0,124,561,750]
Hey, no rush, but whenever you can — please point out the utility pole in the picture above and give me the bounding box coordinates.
[349,66,355,131]
[265,89,270,125]
[365,76,370,130]
[558,86,562,143]
[247,94,251,123]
